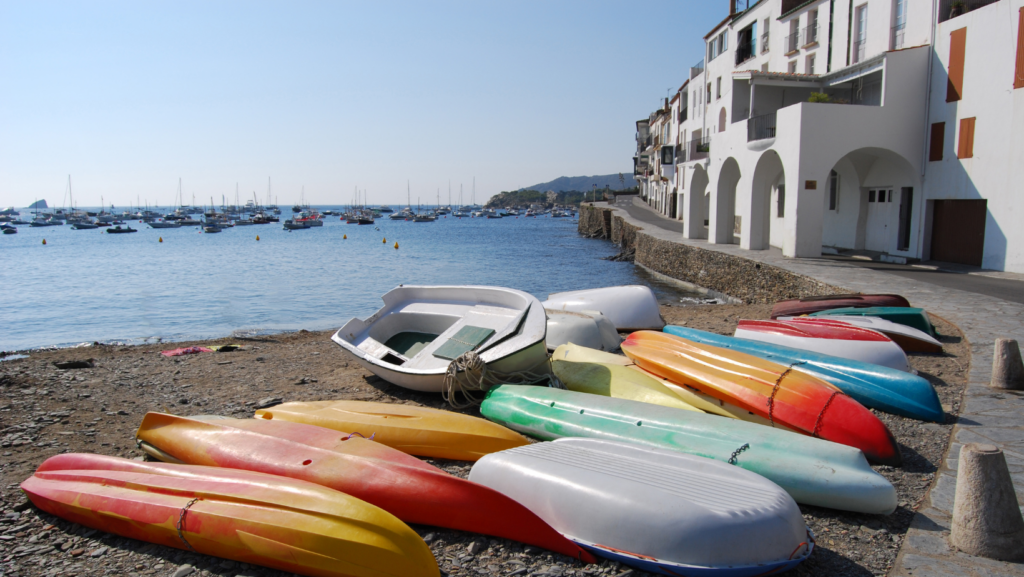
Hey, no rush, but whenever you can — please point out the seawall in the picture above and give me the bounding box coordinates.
[579,203,845,304]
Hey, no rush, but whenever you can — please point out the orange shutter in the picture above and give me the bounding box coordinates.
[1015,8,1024,88]
[957,117,976,159]
[947,28,967,102]
[929,122,945,162]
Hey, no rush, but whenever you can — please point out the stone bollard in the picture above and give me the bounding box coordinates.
[950,443,1024,560]
[991,339,1024,389]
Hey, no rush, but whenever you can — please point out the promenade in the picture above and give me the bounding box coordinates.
[607,197,1024,577]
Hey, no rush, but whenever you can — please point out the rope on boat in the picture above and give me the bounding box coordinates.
[442,351,563,409]
[766,361,807,427]
[812,390,842,438]
[177,498,200,552]
[727,443,750,465]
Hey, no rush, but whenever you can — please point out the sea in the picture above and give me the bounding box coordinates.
[0,207,706,352]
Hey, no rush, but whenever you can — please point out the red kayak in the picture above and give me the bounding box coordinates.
[735,319,911,372]
[135,412,595,562]
[770,294,910,319]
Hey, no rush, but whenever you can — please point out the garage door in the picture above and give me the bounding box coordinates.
[930,199,986,266]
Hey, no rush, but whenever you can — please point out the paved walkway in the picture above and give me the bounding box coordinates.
[608,197,1024,576]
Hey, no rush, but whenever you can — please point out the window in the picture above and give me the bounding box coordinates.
[762,18,770,53]
[869,190,877,202]
[892,0,907,50]
[719,108,727,132]
[897,187,913,251]
[777,185,786,217]
[788,60,798,73]
[958,117,976,159]
[947,28,966,102]
[828,170,840,210]
[807,9,819,45]
[806,54,816,74]
[854,5,868,63]
[762,63,769,72]
[707,83,712,103]
[929,122,945,161]
[1016,8,1024,88]
[716,77,722,99]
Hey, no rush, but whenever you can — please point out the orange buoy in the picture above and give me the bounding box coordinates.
[159,237,163,243]
[383,238,387,243]
[42,239,46,245]
[256,235,260,241]
[394,242,399,249]
[343,234,347,239]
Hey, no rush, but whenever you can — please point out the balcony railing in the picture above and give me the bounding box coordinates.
[761,33,770,53]
[679,107,688,123]
[802,25,819,46]
[891,23,905,50]
[852,39,866,63]
[675,143,685,164]
[786,31,799,53]
[689,136,710,161]
[939,0,1000,23]
[692,58,705,72]
[735,40,755,65]
[747,112,777,142]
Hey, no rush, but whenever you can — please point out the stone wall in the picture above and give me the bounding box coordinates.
[579,205,845,304]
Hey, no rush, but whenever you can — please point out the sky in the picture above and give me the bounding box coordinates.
[0,1,724,208]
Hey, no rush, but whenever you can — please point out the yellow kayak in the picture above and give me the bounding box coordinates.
[551,349,701,413]
[551,343,792,429]
[255,401,529,461]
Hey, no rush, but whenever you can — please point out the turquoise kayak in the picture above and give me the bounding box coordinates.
[808,306,938,337]
[663,326,943,422]
[481,385,897,515]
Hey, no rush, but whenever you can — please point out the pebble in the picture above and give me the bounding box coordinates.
[89,546,107,557]
[172,564,195,577]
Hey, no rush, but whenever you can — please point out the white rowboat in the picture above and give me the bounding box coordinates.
[545,309,621,352]
[542,286,663,331]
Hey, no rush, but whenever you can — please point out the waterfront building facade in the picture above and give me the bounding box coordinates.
[634,0,1023,272]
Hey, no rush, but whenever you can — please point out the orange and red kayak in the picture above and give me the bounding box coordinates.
[135,413,595,562]
[21,453,438,577]
[620,331,901,466]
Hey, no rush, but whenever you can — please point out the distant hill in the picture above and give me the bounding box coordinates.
[28,199,48,209]
[519,173,636,193]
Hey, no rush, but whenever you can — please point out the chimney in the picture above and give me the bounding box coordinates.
[730,0,736,15]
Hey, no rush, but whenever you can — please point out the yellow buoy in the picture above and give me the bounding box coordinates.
[343,234,347,239]
[42,239,46,245]
[159,237,163,243]
[394,242,399,249]
[383,237,387,243]
[256,235,260,241]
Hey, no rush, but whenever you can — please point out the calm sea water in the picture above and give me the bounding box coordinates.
[0,207,701,352]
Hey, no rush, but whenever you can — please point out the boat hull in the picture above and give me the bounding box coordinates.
[810,306,939,337]
[254,400,529,461]
[734,319,912,372]
[22,454,438,577]
[786,315,943,353]
[542,286,664,331]
[135,413,592,561]
[770,294,911,319]
[665,325,943,422]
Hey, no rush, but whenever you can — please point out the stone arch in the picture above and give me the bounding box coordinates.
[719,108,727,132]
[747,149,785,250]
[713,157,741,244]
[686,165,709,239]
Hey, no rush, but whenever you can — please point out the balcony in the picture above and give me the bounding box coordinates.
[761,33,770,53]
[747,112,777,142]
[689,136,710,161]
[802,25,819,47]
[786,31,799,54]
[735,40,755,66]
[891,23,905,50]
[939,0,1000,23]
[679,107,688,123]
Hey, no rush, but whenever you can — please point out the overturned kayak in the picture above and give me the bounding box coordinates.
[782,315,943,353]
[809,306,938,337]
[621,331,902,466]
[734,319,912,372]
[22,454,438,577]
[135,413,592,560]
[545,309,621,352]
[665,326,944,423]
[542,285,664,331]
[469,438,813,576]
[481,385,897,514]
[770,294,910,319]
[254,400,529,461]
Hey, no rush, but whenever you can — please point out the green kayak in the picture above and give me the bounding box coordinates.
[809,306,938,337]
[481,385,897,515]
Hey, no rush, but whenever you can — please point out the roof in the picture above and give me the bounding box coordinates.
[703,14,733,40]
[779,0,818,20]
[669,93,680,104]
[733,70,821,79]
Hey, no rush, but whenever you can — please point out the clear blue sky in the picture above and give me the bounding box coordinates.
[0,1,724,208]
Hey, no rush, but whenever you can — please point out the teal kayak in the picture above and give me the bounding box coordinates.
[663,325,943,423]
[481,385,897,515]
[809,306,938,337]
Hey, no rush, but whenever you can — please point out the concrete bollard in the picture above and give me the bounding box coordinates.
[950,443,1024,560]
[991,339,1024,390]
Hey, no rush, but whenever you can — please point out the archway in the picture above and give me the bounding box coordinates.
[686,165,709,239]
[713,157,740,244]
[748,150,785,250]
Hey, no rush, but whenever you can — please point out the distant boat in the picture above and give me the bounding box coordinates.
[106,225,137,234]
[203,225,222,233]
[1,224,16,234]
[282,220,310,230]
[149,221,182,229]
[71,222,100,230]
[413,214,436,222]
[378,205,394,213]
[291,204,302,213]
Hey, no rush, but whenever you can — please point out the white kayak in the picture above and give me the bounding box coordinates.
[469,438,813,576]
[542,285,664,331]
[545,309,621,352]
[781,315,943,354]
[734,319,912,372]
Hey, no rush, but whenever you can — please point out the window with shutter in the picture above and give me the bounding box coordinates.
[947,28,967,102]
[929,122,945,162]
[1015,8,1024,89]
[957,117,976,159]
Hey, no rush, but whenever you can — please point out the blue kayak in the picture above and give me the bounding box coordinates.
[809,306,938,337]
[663,326,944,423]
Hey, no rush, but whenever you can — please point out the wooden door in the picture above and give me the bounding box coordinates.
[931,199,987,266]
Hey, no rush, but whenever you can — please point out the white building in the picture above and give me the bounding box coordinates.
[634,0,1023,272]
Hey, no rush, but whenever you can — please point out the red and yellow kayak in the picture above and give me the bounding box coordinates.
[135,413,594,562]
[620,331,901,466]
[21,453,438,577]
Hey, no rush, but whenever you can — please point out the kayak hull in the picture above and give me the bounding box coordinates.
[254,400,529,461]
[770,294,910,319]
[734,319,912,372]
[664,325,944,423]
[551,355,702,413]
[780,315,943,353]
[134,413,593,561]
[481,385,897,514]
[809,306,938,337]
[21,454,438,577]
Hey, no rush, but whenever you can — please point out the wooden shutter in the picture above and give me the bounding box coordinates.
[1016,8,1024,88]
[929,122,945,162]
[957,117,976,159]
[947,28,967,102]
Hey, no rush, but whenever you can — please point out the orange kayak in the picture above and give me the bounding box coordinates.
[621,331,901,466]
[21,454,438,577]
[254,400,529,461]
[135,413,594,562]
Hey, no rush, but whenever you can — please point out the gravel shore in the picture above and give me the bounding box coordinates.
[0,303,967,577]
